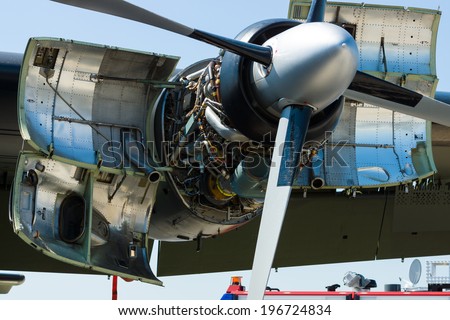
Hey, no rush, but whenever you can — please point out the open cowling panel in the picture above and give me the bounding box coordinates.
[12,38,179,283]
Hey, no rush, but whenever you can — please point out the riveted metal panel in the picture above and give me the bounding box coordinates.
[11,152,161,284]
[291,1,439,189]
[18,38,179,169]
[394,187,450,233]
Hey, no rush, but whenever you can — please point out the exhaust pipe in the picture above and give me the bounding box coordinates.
[309,149,325,190]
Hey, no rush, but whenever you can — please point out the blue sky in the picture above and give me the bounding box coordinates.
[1,0,450,299]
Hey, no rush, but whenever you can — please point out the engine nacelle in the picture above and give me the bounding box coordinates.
[151,20,351,240]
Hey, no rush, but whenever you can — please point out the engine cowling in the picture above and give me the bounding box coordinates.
[220,19,347,143]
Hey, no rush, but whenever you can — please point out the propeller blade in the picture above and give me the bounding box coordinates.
[51,0,272,65]
[345,71,450,127]
[52,0,193,35]
[247,106,312,300]
[307,0,327,23]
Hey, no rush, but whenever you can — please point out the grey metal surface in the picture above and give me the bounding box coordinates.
[204,106,249,142]
[11,152,161,284]
[250,22,358,116]
[292,2,439,189]
[19,38,178,168]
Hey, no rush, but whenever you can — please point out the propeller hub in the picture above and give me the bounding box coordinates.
[250,22,358,117]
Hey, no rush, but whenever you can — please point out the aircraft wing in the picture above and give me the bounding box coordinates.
[157,182,450,276]
[1,1,450,279]
[0,52,23,182]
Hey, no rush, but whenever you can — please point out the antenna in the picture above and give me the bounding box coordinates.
[409,259,422,285]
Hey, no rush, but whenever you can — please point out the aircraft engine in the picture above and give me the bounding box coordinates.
[151,19,357,240]
[151,57,271,240]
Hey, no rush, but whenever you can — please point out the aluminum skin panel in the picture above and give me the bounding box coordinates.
[291,1,439,189]
[10,152,161,284]
[18,38,179,169]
